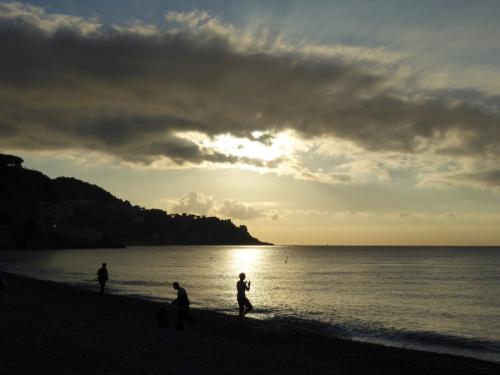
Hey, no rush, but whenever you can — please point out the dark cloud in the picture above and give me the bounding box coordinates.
[248,132,275,146]
[430,88,500,108]
[0,120,16,135]
[453,169,500,187]
[0,4,499,166]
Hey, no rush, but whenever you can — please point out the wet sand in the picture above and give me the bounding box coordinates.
[1,272,499,375]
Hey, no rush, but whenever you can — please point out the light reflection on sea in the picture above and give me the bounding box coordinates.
[1,245,500,362]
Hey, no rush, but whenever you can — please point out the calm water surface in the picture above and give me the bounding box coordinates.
[1,246,499,362]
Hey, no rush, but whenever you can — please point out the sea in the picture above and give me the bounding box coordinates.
[1,245,499,363]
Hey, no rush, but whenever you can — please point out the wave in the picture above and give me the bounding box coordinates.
[262,315,500,363]
[211,306,284,316]
[381,329,500,353]
[112,280,167,287]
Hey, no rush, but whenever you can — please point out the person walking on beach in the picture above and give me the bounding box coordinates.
[97,263,108,296]
[172,281,195,330]
[237,273,253,318]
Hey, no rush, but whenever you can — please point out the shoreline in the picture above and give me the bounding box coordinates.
[1,272,499,374]
[3,267,499,364]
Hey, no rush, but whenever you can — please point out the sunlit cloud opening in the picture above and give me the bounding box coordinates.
[204,131,298,162]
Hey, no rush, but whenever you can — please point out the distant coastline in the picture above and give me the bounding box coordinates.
[0,154,272,249]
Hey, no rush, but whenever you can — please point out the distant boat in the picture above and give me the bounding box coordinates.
[284,256,288,264]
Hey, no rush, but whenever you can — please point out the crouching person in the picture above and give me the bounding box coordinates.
[172,282,196,330]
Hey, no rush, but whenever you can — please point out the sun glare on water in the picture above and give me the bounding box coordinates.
[230,247,264,274]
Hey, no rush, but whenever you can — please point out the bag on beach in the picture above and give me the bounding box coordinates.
[156,306,169,328]
[0,273,5,290]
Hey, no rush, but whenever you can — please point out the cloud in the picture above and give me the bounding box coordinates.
[165,192,273,221]
[277,208,500,226]
[169,191,216,215]
[0,2,100,34]
[0,120,16,135]
[0,3,499,186]
[421,168,500,190]
[218,199,265,221]
[467,169,500,187]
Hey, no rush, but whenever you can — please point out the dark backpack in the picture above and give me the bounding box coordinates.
[156,306,169,328]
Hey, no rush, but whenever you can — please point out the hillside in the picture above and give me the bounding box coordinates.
[0,154,271,248]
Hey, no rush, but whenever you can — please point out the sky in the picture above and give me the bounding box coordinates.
[1,1,500,245]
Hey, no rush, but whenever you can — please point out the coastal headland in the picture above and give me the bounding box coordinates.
[0,154,271,249]
[1,272,498,375]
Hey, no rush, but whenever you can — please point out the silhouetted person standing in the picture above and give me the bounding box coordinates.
[237,273,253,318]
[172,282,195,330]
[97,263,108,296]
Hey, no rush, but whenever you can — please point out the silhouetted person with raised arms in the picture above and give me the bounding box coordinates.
[97,263,108,296]
[172,281,195,330]
[237,272,253,318]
